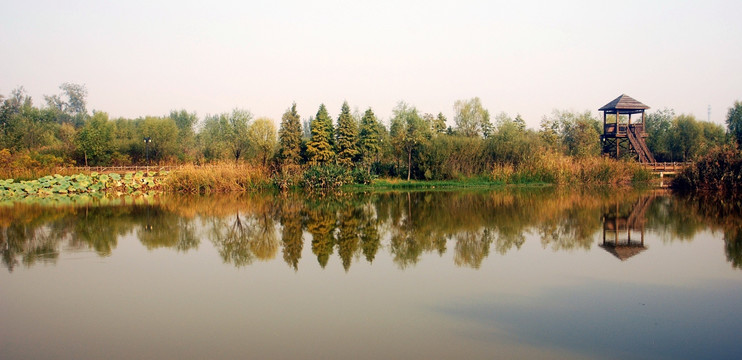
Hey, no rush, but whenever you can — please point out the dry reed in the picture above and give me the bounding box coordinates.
[164,164,272,193]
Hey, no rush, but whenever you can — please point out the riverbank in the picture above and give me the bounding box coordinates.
[0,157,661,200]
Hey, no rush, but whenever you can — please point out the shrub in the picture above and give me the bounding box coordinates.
[672,146,742,195]
[301,164,353,192]
[351,168,375,185]
[273,164,303,191]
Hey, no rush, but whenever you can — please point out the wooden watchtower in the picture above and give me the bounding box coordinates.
[599,94,656,163]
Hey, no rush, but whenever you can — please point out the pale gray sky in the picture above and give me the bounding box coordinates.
[2,0,740,128]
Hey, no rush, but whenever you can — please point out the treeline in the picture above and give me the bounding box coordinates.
[1,84,738,181]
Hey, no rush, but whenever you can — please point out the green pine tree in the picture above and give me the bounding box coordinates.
[335,101,359,167]
[359,107,381,173]
[278,102,302,165]
[306,104,335,165]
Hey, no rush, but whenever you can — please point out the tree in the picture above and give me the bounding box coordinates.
[227,109,252,163]
[727,100,742,147]
[306,104,335,165]
[199,114,230,161]
[390,102,430,180]
[0,91,57,152]
[358,107,382,174]
[335,101,359,167]
[44,82,88,124]
[562,112,601,158]
[540,110,600,157]
[669,114,702,161]
[432,112,447,135]
[278,103,302,165]
[700,121,726,152]
[76,112,114,166]
[645,108,675,161]
[140,116,179,162]
[248,117,277,167]
[488,112,534,165]
[1,87,32,149]
[59,82,88,118]
[453,97,491,137]
[169,110,198,162]
[198,109,252,162]
[513,114,527,131]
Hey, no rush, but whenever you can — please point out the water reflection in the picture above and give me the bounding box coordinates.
[600,194,652,261]
[2,189,741,272]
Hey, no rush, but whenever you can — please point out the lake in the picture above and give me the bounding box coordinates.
[1,188,741,360]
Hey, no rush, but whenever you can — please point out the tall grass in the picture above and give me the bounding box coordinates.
[490,151,650,185]
[164,164,272,193]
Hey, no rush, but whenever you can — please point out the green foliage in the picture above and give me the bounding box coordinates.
[486,112,539,166]
[140,116,179,162]
[727,100,742,148]
[169,109,198,162]
[646,110,725,162]
[670,114,703,160]
[541,110,600,158]
[227,109,253,162]
[278,103,302,165]
[42,82,88,127]
[301,164,353,192]
[454,97,491,137]
[351,167,375,185]
[306,104,335,165]
[76,112,114,166]
[358,107,382,173]
[248,117,277,166]
[645,108,675,161]
[199,109,252,162]
[335,101,359,167]
[432,112,447,135]
[1,88,58,152]
[418,135,487,180]
[390,102,430,180]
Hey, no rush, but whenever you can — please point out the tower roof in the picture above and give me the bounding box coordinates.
[599,94,650,111]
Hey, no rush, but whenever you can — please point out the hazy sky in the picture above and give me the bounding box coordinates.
[2,0,740,128]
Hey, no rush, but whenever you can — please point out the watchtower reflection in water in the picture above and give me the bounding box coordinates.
[600,194,655,261]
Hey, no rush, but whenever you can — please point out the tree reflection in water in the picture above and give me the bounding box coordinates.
[2,189,742,272]
[279,196,303,271]
[137,207,199,252]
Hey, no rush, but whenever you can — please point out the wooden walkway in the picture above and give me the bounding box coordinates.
[643,162,690,175]
[66,165,179,173]
[62,162,691,176]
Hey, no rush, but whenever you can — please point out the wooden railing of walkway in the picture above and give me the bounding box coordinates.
[61,162,692,176]
[63,165,180,173]
[642,162,691,174]
[61,164,265,174]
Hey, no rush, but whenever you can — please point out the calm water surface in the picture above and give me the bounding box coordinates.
[1,189,741,359]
